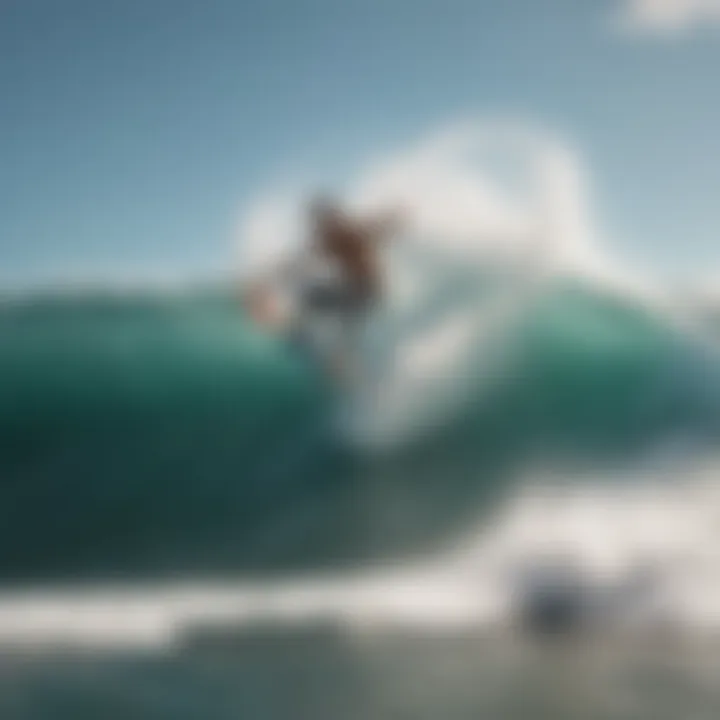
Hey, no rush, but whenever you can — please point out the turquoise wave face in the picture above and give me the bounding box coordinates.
[494,285,720,451]
[0,283,717,583]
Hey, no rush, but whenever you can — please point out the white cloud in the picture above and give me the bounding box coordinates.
[618,0,720,34]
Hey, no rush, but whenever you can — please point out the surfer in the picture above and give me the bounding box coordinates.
[304,197,403,319]
[244,197,405,380]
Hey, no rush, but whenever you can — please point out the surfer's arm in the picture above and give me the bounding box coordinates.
[238,253,300,315]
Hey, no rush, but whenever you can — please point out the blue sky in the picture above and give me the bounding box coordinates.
[2,0,720,287]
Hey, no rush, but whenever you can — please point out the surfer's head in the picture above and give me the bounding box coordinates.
[309,195,343,231]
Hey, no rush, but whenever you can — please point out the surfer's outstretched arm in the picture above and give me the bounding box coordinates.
[240,279,278,327]
[238,255,296,327]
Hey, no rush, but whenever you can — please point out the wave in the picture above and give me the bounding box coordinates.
[0,253,720,653]
[0,269,718,586]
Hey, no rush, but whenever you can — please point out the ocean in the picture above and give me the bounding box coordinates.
[1,271,720,718]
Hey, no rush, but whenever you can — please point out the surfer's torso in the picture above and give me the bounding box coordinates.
[314,212,387,299]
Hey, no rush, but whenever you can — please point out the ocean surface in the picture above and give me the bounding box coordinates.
[2,275,720,718]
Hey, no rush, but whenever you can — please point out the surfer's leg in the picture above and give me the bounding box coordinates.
[298,282,373,384]
[330,289,373,385]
